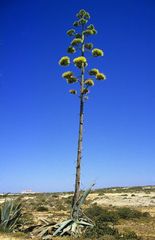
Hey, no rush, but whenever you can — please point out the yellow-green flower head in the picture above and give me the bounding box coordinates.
[92,48,104,57]
[79,18,87,25]
[69,89,77,94]
[82,88,89,94]
[73,21,79,27]
[84,12,90,20]
[59,56,70,66]
[96,73,106,80]
[67,77,78,84]
[71,38,83,46]
[76,9,86,18]
[84,79,94,86]
[87,24,95,30]
[67,46,76,54]
[83,29,94,36]
[75,33,82,39]
[89,68,99,76]
[87,24,97,34]
[62,71,73,79]
[73,56,87,68]
[66,29,75,36]
[85,43,93,50]
[93,29,97,34]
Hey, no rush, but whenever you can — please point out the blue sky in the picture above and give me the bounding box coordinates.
[0,0,155,193]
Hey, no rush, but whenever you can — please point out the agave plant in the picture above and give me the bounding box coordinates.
[32,185,94,239]
[0,200,22,232]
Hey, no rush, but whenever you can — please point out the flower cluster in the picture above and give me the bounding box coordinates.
[71,38,83,46]
[67,77,78,84]
[96,73,106,80]
[62,71,73,79]
[87,24,97,34]
[89,69,106,80]
[82,88,89,94]
[66,29,75,36]
[62,71,78,84]
[79,18,88,25]
[73,9,90,27]
[75,33,82,39]
[83,29,94,36]
[59,56,70,66]
[76,9,90,20]
[67,46,76,54]
[89,68,99,76]
[85,43,93,50]
[73,56,87,68]
[69,89,77,94]
[84,79,94,86]
[92,48,104,57]
[59,9,106,97]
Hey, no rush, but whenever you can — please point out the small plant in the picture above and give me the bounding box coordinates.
[0,200,22,232]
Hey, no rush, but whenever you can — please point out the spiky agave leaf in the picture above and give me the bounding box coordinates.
[73,184,95,213]
[53,219,73,236]
[0,200,22,232]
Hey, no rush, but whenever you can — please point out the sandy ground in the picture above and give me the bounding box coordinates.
[89,192,155,206]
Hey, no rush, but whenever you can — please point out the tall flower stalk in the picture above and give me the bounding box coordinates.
[59,9,106,212]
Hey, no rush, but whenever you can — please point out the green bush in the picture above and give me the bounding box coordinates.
[85,205,119,224]
[84,221,118,238]
[84,205,119,238]
[116,207,143,219]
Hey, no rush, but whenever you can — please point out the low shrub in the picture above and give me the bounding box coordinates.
[116,207,143,219]
[36,206,49,212]
[84,221,118,238]
[85,205,119,224]
[117,231,142,240]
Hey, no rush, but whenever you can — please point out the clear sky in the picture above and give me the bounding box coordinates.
[0,0,155,193]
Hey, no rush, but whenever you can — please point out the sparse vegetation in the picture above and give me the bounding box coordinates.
[0,186,154,239]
